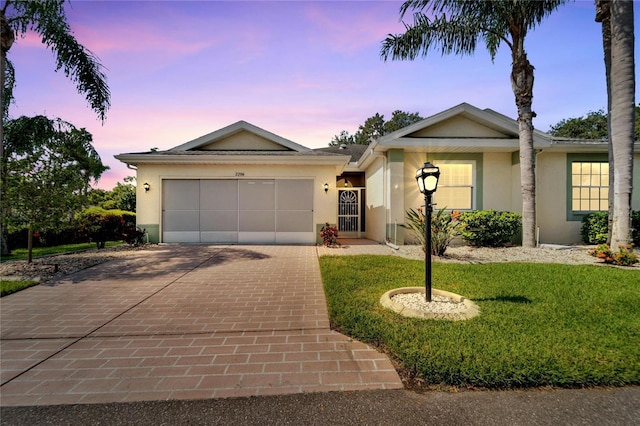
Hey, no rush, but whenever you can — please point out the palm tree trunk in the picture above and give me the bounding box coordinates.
[511,45,537,248]
[609,0,635,249]
[596,0,614,244]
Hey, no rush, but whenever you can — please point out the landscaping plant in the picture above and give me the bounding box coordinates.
[458,210,521,247]
[589,244,638,266]
[403,207,463,255]
[320,223,339,247]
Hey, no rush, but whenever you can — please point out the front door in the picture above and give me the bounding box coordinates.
[338,188,361,237]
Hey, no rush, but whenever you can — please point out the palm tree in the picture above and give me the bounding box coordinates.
[1,0,110,255]
[1,0,111,156]
[607,0,635,249]
[381,0,566,247]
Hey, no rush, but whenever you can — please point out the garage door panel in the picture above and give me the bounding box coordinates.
[200,180,238,210]
[276,211,312,232]
[240,180,275,210]
[201,231,238,243]
[164,180,199,210]
[277,180,313,210]
[239,210,275,232]
[163,210,199,232]
[164,231,200,243]
[200,210,237,231]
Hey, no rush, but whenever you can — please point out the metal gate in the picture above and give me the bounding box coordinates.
[338,188,361,237]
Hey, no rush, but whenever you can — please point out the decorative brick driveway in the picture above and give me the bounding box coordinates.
[0,245,401,406]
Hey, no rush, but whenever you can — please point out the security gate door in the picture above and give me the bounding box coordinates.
[337,188,361,237]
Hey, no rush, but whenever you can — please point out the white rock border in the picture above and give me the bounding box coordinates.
[380,287,480,321]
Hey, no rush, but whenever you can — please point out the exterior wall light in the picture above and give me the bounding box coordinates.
[143,182,150,192]
[324,183,329,193]
[415,161,440,302]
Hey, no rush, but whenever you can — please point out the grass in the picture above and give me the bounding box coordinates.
[320,255,640,390]
[1,279,39,297]
[0,241,123,262]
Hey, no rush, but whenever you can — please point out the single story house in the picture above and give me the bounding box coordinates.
[115,102,640,246]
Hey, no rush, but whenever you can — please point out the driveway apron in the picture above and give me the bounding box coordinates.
[0,245,401,406]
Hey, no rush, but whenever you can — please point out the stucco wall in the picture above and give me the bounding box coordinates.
[536,152,640,245]
[536,152,576,244]
[364,157,387,243]
[135,163,339,243]
[483,152,514,210]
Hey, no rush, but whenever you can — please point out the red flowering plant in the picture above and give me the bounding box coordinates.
[320,223,340,247]
[403,207,463,256]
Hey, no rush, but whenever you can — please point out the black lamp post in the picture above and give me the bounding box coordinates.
[415,161,440,302]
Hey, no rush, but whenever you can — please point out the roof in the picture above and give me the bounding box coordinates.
[313,144,369,162]
[115,120,351,169]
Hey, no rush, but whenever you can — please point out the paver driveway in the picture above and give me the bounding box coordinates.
[0,245,401,406]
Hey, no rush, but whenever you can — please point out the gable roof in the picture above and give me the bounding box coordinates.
[115,121,350,169]
[170,120,311,152]
[377,102,550,144]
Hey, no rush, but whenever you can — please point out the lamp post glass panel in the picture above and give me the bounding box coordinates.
[415,162,440,302]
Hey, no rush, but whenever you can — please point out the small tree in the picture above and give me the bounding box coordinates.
[1,116,107,262]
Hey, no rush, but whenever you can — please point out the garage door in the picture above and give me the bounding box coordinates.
[162,179,314,244]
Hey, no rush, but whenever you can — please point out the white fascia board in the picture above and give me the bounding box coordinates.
[114,153,349,167]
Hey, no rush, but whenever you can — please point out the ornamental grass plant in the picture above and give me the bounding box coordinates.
[320,255,640,389]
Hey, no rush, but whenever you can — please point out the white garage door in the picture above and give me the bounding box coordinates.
[162,179,314,244]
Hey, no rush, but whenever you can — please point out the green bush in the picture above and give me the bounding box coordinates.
[633,211,640,246]
[458,210,522,247]
[581,211,640,246]
[75,208,136,248]
[580,211,608,244]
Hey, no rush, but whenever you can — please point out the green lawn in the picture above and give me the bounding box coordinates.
[0,241,123,262]
[320,255,640,390]
[0,279,39,297]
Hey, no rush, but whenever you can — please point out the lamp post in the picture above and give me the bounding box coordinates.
[415,162,440,302]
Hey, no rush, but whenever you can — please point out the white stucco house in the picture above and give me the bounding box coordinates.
[115,103,640,246]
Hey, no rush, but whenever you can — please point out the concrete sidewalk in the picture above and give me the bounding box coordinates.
[1,245,401,406]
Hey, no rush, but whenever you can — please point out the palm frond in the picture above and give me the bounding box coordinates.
[6,0,110,122]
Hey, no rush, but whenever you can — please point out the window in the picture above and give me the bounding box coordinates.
[571,161,609,212]
[566,154,609,221]
[433,162,475,210]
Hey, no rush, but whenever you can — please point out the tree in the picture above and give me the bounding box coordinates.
[380,0,566,247]
[548,106,640,140]
[606,0,635,250]
[385,110,424,133]
[1,115,107,262]
[0,0,111,255]
[330,110,424,146]
[548,109,609,139]
[354,113,386,144]
[88,177,136,211]
[329,130,355,147]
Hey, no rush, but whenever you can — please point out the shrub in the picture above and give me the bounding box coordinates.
[75,208,136,248]
[581,211,608,244]
[458,210,522,247]
[581,210,640,246]
[589,244,638,266]
[320,223,339,247]
[632,211,640,247]
[403,207,463,256]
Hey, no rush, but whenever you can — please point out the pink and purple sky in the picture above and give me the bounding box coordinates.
[7,0,638,190]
